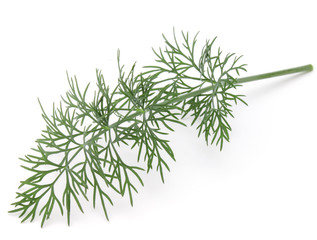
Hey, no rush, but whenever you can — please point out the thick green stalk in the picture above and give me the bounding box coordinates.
[165,64,313,104]
[110,64,313,129]
[237,64,313,83]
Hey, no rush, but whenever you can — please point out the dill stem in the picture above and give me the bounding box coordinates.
[109,64,313,129]
[167,64,313,104]
[237,64,313,83]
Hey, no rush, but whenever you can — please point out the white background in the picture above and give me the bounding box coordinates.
[1,0,316,239]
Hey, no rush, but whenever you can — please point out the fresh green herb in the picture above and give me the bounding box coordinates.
[9,30,313,227]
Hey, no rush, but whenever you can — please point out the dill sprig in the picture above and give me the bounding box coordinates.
[9,30,313,227]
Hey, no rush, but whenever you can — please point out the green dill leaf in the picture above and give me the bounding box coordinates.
[9,29,313,226]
